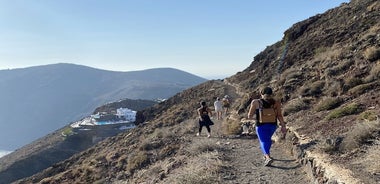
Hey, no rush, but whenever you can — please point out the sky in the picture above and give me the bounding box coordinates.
[0,0,350,79]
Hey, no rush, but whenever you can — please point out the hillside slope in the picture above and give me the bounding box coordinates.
[0,99,157,184]
[12,0,380,183]
[0,63,206,151]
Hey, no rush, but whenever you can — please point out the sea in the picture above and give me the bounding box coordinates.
[0,150,12,158]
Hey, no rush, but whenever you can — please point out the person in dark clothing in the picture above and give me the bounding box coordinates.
[197,101,214,138]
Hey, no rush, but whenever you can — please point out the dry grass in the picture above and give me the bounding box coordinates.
[358,110,378,121]
[222,118,242,135]
[363,46,380,62]
[325,59,354,77]
[324,80,343,96]
[283,98,310,116]
[343,76,363,91]
[325,103,362,120]
[367,1,380,11]
[365,62,380,83]
[298,81,325,97]
[314,97,344,112]
[166,152,223,184]
[314,46,344,63]
[127,151,150,174]
[184,138,221,156]
[340,120,380,153]
[348,82,377,96]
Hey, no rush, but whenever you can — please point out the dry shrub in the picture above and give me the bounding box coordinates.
[365,62,380,82]
[185,139,220,156]
[314,97,343,112]
[314,46,343,62]
[283,98,310,116]
[367,1,380,11]
[363,46,380,62]
[176,119,198,135]
[222,118,241,135]
[127,151,150,173]
[348,82,376,96]
[340,120,380,153]
[168,152,223,184]
[159,144,180,159]
[358,110,378,121]
[298,81,325,97]
[139,139,164,151]
[325,60,354,77]
[325,80,343,96]
[343,76,363,91]
[280,67,302,86]
[325,103,362,120]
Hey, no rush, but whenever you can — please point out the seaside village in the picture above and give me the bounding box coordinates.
[69,107,137,143]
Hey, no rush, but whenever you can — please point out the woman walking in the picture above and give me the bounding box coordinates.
[248,87,287,166]
[197,101,214,138]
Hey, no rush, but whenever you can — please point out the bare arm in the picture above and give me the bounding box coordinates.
[274,101,286,126]
[247,99,259,120]
[207,107,213,117]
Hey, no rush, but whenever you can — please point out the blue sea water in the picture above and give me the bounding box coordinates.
[96,121,108,125]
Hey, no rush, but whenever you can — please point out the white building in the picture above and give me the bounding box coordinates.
[116,108,137,122]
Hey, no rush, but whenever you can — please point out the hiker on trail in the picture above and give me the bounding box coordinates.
[197,101,214,138]
[222,95,230,115]
[247,87,287,166]
[214,97,223,120]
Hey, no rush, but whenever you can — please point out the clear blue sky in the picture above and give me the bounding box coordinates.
[0,0,349,79]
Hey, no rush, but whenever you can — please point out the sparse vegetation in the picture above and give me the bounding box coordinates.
[223,118,242,135]
[325,59,354,77]
[365,62,380,82]
[298,81,325,97]
[348,82,376,96]
[363,46,380,62]
[325,103,362,120]
[343,77,363,91]
[314,47,344,63]
[357,110,378,121]
[340,120,380,152]
[168,152,223,184]
[283,98,310,115]
[314,97,343,112]
[185,139,220,156]
[127,151,150,174]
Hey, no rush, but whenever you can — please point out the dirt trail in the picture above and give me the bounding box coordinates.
[199,118,311,184]
[204,80,311,183]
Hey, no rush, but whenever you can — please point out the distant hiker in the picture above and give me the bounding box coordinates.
[222,95,231,115]
[197,101,214,138]
[214,97,223,120]
[247,87,287,166]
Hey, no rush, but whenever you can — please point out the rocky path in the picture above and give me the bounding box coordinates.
[204,80,311,183]
[206,118,311,184]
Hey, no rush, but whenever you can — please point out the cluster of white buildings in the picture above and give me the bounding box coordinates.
[69,107,137,144]
[71,107,137,128]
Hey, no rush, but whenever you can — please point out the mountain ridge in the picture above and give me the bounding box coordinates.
[0,63,206,150]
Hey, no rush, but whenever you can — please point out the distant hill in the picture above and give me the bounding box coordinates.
[0,63,207,150]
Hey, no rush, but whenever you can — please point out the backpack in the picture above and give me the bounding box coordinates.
[258,99,277,123]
